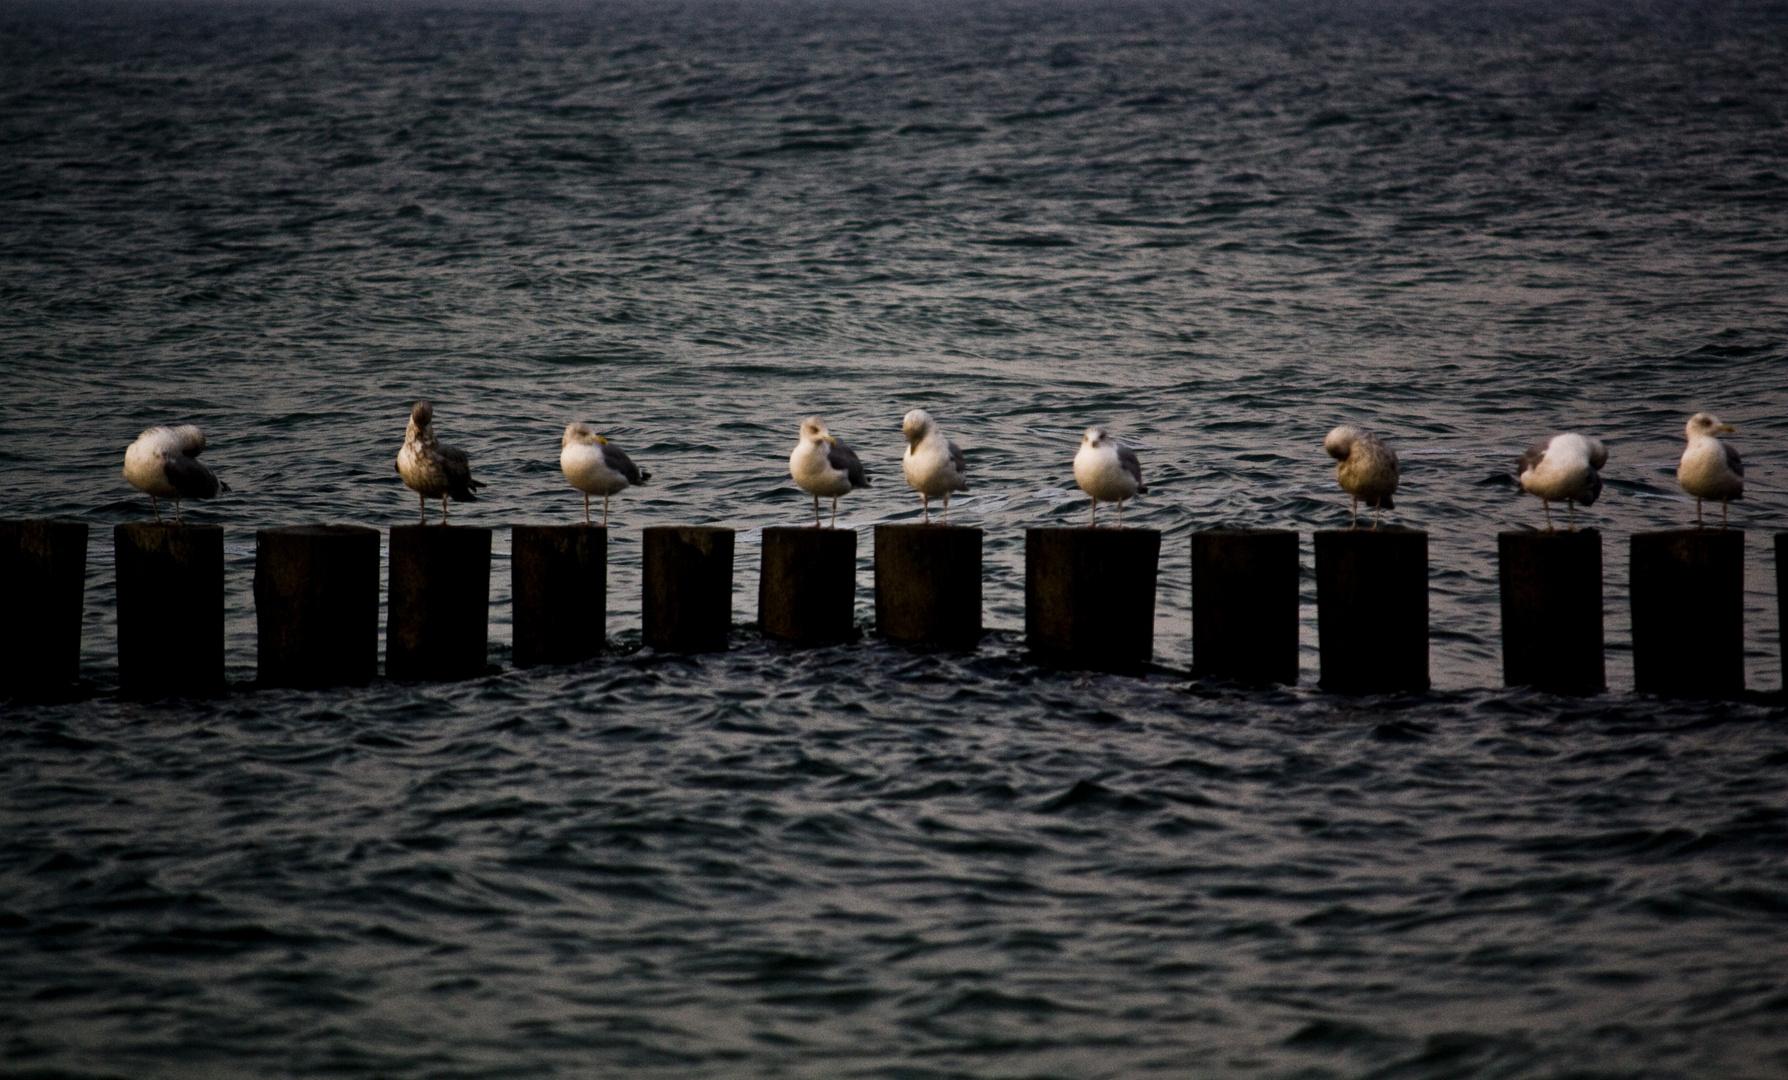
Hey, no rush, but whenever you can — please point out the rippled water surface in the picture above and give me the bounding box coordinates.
[3,0,1788,1075]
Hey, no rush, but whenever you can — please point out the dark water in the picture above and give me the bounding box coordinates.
[4,0,1788,1075]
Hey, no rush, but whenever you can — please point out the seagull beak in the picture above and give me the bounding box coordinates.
[1717,423,1736,434]
[596,435,610,445]
[823,435,836,445]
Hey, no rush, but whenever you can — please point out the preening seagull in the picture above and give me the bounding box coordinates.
[396,401,483,525]
[123,425,229,523]
[902,409,969,524]
[1073,426,1147,527]
[561,423,650,527]
[1677,412,1743,528]
[1517,432,1607,531]
[790,416,869,527]
[1324,425,1399,529]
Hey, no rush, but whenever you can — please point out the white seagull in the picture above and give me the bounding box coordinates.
[396,401,483,525]
[561,423,650,527]
[1324,425,1399,529]
[790,416,869,527]
[1073,426,1147,527]
[1677,412,1743,528]
[123,425,229,523]
[1517,432,1607,531]
[901,409,969,524]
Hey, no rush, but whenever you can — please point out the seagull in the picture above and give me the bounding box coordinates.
[395,401,483,525]
[561,423,650,526]
[1073,426,1147,527]
[1678,412,1743,528]
[1517,432,1607,531]
[1324,425,1399,529]
[902,409,969,524]
[790,416,869,527]
[123,425,229,523]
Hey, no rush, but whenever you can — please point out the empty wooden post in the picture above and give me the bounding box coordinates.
[1631,530,1743,698]
[386,525,491,681]
[1025,527,1160,673]
[642,526,734,653]
[512,525,606,668]
[0,520,88,695]
[874,524,982,648]
[1315,529,1428,694]
[760,526,858,647]
[255,525,380,689]
[115,523,225,697]
[1191,529,1299,686]
[1498,530,1604,694]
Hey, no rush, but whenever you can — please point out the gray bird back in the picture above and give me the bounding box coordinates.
[830,440,869,488]
[602,443,648,485]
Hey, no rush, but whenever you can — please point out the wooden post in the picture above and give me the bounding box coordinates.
[1025,528,1160,673]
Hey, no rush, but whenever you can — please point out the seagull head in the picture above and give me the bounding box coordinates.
[902,409,934,447]
[1082,426,1109,448]
[800,416,835,445]
[1323,425,1360,461]
[1686,412,1735,439]
[410,401,433,428]
[1583,436,1608,471]
[562,422,606,448]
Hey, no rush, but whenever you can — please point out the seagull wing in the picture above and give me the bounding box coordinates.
[946,439,969,490]
[830,439,870,488]
[1117,444,1147,494]
[1724,442,1744,479]
[439,443,482,500]
[601,442,648,485]
[164,453,222,499]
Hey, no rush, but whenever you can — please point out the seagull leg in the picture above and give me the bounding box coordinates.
[942,492,949,524]
[1349,496,1358,531]
[419,491,427,526]
[1372,502,1381,530]
[1089,500,1097,528]
[1721,499,1729,529]
[1567,499,1576,531]
[603,494,611,528]
[1117,499,1124,528]
[441,495,450,525]
[831,496,838,528]
[1542,500,1552,531]
[584,492,591,526]
[813,494,821,527]
[1696,498,1704,528]
[150,496,162,524]
[174,498,183,524]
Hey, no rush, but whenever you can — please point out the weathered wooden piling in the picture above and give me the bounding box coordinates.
[0,520,88,694]
[512,525,606,668]
[115,523,225,696]
[1314,528,1429,694]
[760,526,858,647]
[1630,529,1743,698]
[1498,530,1604,695]
[254,525,380,689]
[1191,528,1299,686]
[642,526,734,653]
[1025,527,1160,673]
[874,524,982,648]
[386,525,491,681]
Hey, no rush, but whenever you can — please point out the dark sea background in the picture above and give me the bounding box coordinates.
[4,0,1788,1076]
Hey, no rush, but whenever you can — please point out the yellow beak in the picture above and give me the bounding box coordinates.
[823,435,836,445]
[1718,424,1736,434]
[596,435,610,445]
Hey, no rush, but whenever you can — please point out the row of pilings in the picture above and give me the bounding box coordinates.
[1,521,1781,700]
